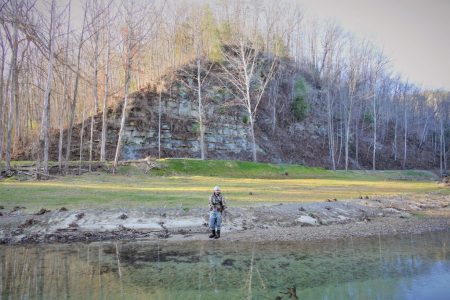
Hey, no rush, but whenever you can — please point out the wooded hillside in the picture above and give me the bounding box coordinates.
[0,0,448,175]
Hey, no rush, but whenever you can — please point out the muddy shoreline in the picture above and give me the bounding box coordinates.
[1,194,449,245]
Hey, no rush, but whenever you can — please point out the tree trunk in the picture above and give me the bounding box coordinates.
[337,115,343,167]
[271,76,280,135]
[39,0,56,176]
[344,94,354,171]
[248,112,257,162]
[100,21,110,162]
[444,126,447,172]
[355,117,359,167]
[197,58,206,160]
[64,6,87,173]
[440,118,444,174]
[113,23,133,173]
[0,35,6,174]
[58,2,71,172]
[372,90,377,170]
[5,13,19,172]
[158,87,161,158]
[326,90,336,170]
[14,82,19,154]
[393,116,397,161]
[402,105,408,169]
[79,82,87,174]
[419,114,430,149]
[89,31,100,171]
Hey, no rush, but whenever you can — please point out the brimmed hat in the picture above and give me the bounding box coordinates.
[213,186,221,191]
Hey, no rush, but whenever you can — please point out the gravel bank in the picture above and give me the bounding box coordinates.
[1,193,449,245]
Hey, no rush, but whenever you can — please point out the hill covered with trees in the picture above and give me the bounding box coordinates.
[0,0,448,174]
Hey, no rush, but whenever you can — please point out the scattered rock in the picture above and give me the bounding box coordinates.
[75,212,85,220]
[157,229,170,239]
[222,258,235,266]
[35,208,51,215]
[365,196,369,199]
[298,206,306,212]
[325,206,332,210]
[177,229,190,235]
[11,206,26,213]
[362,214,371,222]
[59,207,68,212]
[284,172,289,176]
[0,205,4,209]
[249,192,253,195]
[68,222,78,228]
[119,213,128,220]
[297,215,318,226]
[19,219,39,228]
[0,212,3,216]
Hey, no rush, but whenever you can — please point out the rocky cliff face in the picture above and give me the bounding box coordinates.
[44,58,438,170]
[48,62,274,164]
[120,82,253,161]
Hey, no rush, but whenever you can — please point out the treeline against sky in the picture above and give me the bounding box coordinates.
[0,0,448,174]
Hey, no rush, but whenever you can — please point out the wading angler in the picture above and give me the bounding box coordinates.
[208,186,227,239]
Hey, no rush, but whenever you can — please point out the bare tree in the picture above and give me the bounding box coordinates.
[100,2,111,162]
[58,0,71,173]
[220,38,278,162]
[2,0,20,173]
[401,83,412,169]
[38,0,56,176]
[370,53,388,170]
[319,23,344,170]
[64,1,88,173]
[343,42,362,171]
[88,0,101,171]
[391,78,401,161]
[0,27,7,174]
[188,6,215,160]
[195,21,206,160]
[113,0,154,173]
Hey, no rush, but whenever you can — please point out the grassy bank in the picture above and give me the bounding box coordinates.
[0,159,446,211]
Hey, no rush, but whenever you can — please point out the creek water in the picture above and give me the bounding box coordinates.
[1,230,449,300]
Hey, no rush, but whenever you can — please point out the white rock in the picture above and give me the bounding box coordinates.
[297,215,318,226]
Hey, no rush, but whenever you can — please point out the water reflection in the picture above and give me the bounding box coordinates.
[0,231,449,299]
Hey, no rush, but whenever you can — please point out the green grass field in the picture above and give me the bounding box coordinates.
[0,159,447,211]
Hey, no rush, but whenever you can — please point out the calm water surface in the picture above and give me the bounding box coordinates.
[1,230,449,300]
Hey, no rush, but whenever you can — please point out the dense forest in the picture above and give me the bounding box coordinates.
[0,0,448,175]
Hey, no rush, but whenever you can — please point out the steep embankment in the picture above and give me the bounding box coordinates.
[39,56,439,169]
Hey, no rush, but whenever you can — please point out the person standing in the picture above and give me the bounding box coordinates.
[208,186,226,239]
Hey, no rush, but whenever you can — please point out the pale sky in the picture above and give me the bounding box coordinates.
[297,0,450,90]
[68,0,450,90]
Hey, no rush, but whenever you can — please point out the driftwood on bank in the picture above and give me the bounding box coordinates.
[0,157,163,179]
[0,162,108,179]
[118,157,163,174]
